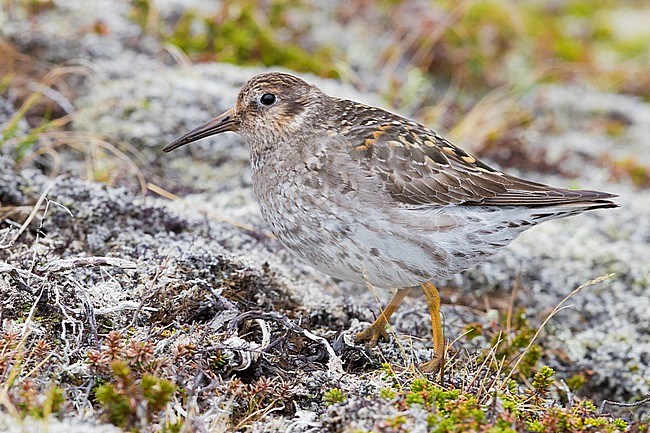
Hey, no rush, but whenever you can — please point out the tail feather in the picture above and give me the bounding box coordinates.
[530,199,619,221]
[464,183,619,222]
[475,186,618,208]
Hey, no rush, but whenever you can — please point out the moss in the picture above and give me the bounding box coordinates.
[160,421,185,433]
[94,360,176,431]
[323,388,346,406]
[566,372,588,391]
[381,362,396,377]
[612,418,628,431]
[131,0,338,78]
[95,381,133,429]
[609,157,650,188]
[488,308,543,378]
[367,370,638,432]
[380,387,396,400]
[369,0,650,105]
[16,385,65,419]
[463,322,484,341]
[526,400,630,433]
[0,332,69,421]
[385,415,407,428]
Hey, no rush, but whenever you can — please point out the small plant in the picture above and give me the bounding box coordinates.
[463,323,484,341]
[227,377,289,429]
[380,387,396,400]
[531,366,555,396]
[526,401,628,433]
[426,394,494,433]
[0,332,68,420]
[406,377,460,411]
[364,373,635,432]
[566,372,589,391]
[94,360,176,431]
[381,362,396,377]
[14,384,65,419]
[323,387,346,406]
[86,332,181,431]
[385,415,407,428]
[488,308,543,378]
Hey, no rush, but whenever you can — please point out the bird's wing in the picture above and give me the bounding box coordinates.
[340,107,615,207]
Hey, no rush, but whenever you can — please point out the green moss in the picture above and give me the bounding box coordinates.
[95,382,133,429]
[371,369,639,432]
[499,395,519,414]
[488,308,543,378]
[525,400,631,433]
[430,395,485,432]
[612,157,650,187]
[566,372,588,391]
[131,0,337,78]
[381,362,396,377]
[16,385,65,419]
[526,419,546,432]
[428,0,518,88]
[161,421,185,433]
[463,323,484,341]
[323,388,346,406]
[141,374,176,412]
[386,415,407,428]
[386,0,650,100]
[612,418,628,431]
[94,360,175,431]
[207,349,229,370]
[380,387,396,400]
[406,377,460,411]
[611,36,650,60]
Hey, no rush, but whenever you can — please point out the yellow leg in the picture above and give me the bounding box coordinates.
[356,288,411,347]
[419,282,445,376]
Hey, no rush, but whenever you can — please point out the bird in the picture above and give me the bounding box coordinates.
[163,72,618,375]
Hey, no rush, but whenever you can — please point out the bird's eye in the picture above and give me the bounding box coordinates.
[259,93,276,106]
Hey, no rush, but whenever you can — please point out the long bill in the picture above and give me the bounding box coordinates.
[163,108,238,153]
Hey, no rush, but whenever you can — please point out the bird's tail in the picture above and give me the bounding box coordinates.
[526,189,619,222]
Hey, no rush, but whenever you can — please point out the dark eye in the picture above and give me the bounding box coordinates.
[259,93,276,106]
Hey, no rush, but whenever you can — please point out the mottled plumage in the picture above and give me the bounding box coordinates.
[164,72,618,374]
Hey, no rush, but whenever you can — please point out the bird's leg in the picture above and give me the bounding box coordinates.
[419,281,445,376]
[356,288,410,347]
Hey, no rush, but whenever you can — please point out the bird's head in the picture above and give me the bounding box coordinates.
[163,72,325,153]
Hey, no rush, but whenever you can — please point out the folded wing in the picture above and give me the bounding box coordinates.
[342,110,616,209]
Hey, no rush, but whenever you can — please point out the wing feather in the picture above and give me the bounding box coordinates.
[338,101,617,208]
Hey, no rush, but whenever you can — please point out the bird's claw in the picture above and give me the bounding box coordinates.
[418,356,441,374]
[355,323,390,347]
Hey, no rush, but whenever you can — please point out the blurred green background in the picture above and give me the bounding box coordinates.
[5,0,647,186]
[130,0,650,185]
[130,0,650,105]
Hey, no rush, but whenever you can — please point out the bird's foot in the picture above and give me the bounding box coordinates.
[355,322,390,347]
[418,356,441,374]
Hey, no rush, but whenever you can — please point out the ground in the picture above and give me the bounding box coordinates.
[1,1,649,432]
